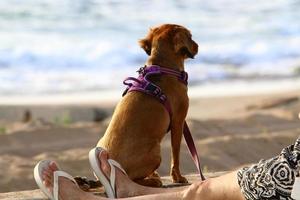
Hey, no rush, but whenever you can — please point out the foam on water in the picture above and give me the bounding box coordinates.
[0,0,300,95]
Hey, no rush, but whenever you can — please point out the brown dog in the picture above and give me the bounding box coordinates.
[97,24,198,186]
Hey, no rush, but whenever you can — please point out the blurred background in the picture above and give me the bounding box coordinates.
[0,0,300,194]
[1,0,300,97]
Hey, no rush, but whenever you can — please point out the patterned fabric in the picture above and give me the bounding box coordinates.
[238,136,300,200]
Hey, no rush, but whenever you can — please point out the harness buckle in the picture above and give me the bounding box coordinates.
[160,94,167,102]
[137,65,147,75]
[145,83,161,95]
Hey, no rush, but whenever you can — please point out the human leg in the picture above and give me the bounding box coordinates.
[35,138,300,200]
[95,137,300,200]
[38,156,243,200]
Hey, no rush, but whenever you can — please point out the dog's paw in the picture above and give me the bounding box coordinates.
[135,177,163,187]
[171,168,189,184]
[74,176,102,191]
[148,178,163,187]
[172,175,188,184]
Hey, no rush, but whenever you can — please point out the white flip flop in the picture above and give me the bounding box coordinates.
[33,160,77,200]
[89,147,127,199]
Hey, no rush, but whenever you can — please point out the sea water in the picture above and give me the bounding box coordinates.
[0,0,300,96]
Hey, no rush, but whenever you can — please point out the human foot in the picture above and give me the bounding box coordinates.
[89,147,140,198]
[34,160,96,200]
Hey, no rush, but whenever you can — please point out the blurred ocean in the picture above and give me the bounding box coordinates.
[1,0,300,95]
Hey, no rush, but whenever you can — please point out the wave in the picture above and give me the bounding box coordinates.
[0,0,300,94]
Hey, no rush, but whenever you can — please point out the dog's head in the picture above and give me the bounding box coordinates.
[139,24,198,59]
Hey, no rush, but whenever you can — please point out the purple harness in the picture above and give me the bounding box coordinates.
[122,65,205,181]
[123,65,188,120]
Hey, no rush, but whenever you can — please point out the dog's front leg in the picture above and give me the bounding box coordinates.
[170,122,188,183]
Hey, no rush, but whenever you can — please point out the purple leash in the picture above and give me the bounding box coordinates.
[123,65,205,181]
[184,121,205,180]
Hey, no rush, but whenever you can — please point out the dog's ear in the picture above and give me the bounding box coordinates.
[173,30,198,59]
[139,28,154,55]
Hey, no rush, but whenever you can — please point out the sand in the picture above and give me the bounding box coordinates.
[0,89,299,193]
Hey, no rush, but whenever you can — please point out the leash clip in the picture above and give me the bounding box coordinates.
[137,65,147,75]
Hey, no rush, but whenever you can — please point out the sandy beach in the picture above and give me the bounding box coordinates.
[0,87,299,193]
[1,0,300,197]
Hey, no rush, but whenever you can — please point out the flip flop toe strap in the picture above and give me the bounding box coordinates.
[107,159,127,197]
[53,171,77,200]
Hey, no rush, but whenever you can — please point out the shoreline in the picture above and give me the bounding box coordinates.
[0,79,300,106]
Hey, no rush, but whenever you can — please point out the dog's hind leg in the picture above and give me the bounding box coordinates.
[131,158,162,187]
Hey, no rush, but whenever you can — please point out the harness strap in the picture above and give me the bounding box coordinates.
[123,65,205,180]
[141,65,188,85]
